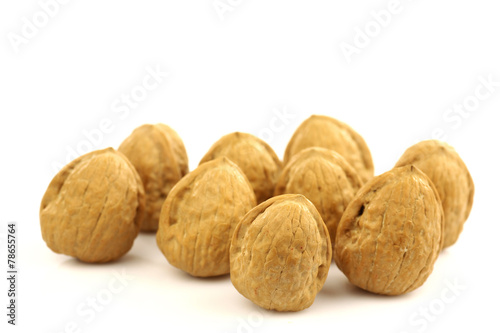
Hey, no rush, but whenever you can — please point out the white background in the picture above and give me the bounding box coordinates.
[1,1,499,332]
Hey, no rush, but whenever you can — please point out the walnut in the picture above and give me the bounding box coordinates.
[230,194,332,311]
[274,147,363,250]
[199,132,282,204]
[156,157,256,277]
[119,123,189,231]
[40,148,145,263]
[395,140,474,248]
[284,115,374,183]
[334,165,444,295]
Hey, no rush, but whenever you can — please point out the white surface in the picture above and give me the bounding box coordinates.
[1,1,499,332]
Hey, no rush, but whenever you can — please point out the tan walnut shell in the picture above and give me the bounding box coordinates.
[40,148,145,263]
[230,194,332,311]
[274,147,363,249]
[395,140,474,249]
[334,165,444,295]
[283,115,374,183]
[157,157,256,277]
[119,123,189,231]
[199,132,282,204]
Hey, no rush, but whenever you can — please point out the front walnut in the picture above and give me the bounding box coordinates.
[230,194,331,312]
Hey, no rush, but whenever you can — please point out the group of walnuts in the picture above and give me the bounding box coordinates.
[40,115,474,312]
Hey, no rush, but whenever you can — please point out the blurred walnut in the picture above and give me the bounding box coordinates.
[284,115,374,183]
[275,147,363,249]
[199,132,282,204]
[119,123,188,231]
[395,140,474,249]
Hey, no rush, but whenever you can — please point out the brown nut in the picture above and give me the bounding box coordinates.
[230,194,332,312]
[199,132,282,204]
[395,140,474,249]
[40,148,145,263]
[157,157,256,277]
[283,115,374,183]
[119,123,189,231]
[274,147,363,250]
[334,165,444,295]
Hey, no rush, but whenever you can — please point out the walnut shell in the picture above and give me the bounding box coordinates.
[40,148,145,263]
[230,194,332,311]
[119,123,189,231]
[199,132,282,204]
[334,165,444,295]
[274,147,363,249]
[283,115,374,183]
[395,140,474,249]
[157,157,256,277]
